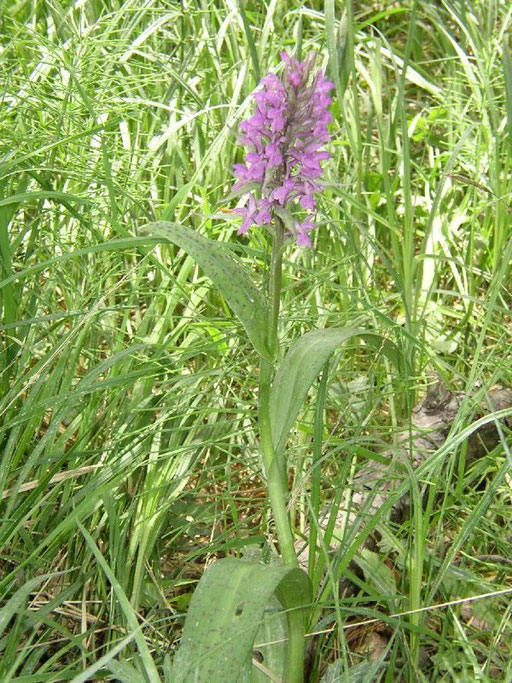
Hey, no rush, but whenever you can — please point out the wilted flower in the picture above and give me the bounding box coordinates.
[232,52,334,247]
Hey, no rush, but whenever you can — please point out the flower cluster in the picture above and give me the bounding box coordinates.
[232,52,334,247]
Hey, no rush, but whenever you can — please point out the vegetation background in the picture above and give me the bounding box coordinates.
[0,0,511,680]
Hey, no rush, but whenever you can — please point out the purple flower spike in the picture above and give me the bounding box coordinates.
[231,52,334,247]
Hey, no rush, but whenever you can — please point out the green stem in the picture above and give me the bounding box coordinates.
[259,219,296,567]
[259,360,296,568]
[258,220,305,681]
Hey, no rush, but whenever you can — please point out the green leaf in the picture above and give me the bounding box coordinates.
[238,547,287,682]
[0,174,30,380]
[172,558,312,682]
[140,222,271,361]
[70,631,143,683]
[248,592,287,682]
[0,190,92,209]
[321,658,385,682]
[0,571,68,637]
[270,328,406,453]
[504,40,512,152]
[77,521,161,683]
[354,548,398,603]
[236,1,260,84]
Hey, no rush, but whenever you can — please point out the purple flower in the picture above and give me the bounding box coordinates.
[231,52,334,247]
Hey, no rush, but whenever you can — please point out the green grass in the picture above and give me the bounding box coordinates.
[1,0,511,680]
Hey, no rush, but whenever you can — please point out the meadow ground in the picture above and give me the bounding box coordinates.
[1,1,511,680]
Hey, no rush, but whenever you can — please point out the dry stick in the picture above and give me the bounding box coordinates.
[255,586,512,649]
[1,465,102,499]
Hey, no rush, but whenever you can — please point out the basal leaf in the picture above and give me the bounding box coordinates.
[140,222,271,361]
[172,558,312,682]
[248,592,287,682]
[270,327,407,453]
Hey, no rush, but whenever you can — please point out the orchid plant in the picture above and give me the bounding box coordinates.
[143,52,402,683]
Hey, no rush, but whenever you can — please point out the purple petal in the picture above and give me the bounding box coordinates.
[231,50,333,246]
[300,193,316,210]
